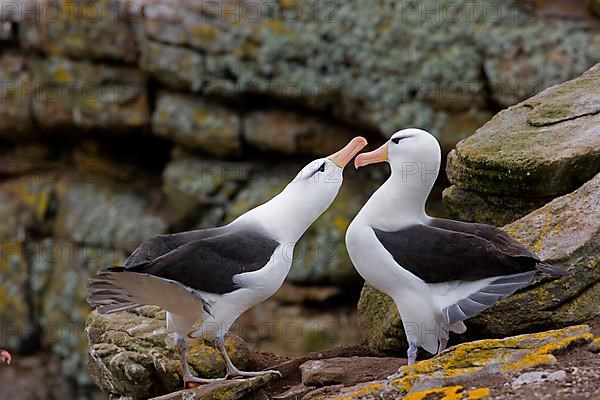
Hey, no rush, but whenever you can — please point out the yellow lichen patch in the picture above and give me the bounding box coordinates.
[502,331,593,372]
[53,66,73,83]
[532,215,554,254]
[467,387,490,399]
[10,180,52,221]
[388,326,591,397]
[593,338,600,345]
[330,382,384,400]
[403,386,490,400]
[191,25,218,40]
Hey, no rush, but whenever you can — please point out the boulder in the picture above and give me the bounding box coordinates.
[140,41,204,91]
[442,186,551,227]
[358,172,600,353]
[52,178,168,252]
[309,325,593,399]
[300,357,403,387]
[162,156,253,222]
[152,92,242,156]
[28,57,149,132]
[18,0,138,63]
[445,63,600,224]
[86,306,253,399]
[243,110,353,156]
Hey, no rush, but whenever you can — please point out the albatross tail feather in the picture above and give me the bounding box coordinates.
[87,267,213,317]
[536,262,568,277]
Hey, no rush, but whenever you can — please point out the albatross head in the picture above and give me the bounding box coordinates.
[249,136,367,242]
[354,128,441,182]
[351,129,441,223]
[287,136,368,215]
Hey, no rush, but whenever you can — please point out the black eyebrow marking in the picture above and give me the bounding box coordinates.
[391,135,413,144]
[307,161,326,178]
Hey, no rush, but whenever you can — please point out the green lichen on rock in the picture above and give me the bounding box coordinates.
[162,156,252,222]
[152,92,242,156]
[359,172,600,353]
[136,0,600,138]
[52,178,167,252]
[312,325,592,399]
[442,185,551,226]
[243,110,352,156]
[19,0,137,62]
[86,306,252,399]
[446,64,600,199]
[28,56,149,131]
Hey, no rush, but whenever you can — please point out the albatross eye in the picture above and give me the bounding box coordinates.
[391,137,401,144]
[317,162,326,173]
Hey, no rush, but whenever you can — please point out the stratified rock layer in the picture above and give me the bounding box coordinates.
[445,63,600,224]
[358,172,600,353]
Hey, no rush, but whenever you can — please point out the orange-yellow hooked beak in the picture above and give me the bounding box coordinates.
[328,136,368,168]
[354,142,388,169]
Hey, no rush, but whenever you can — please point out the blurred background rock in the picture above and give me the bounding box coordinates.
[0,0,599,398]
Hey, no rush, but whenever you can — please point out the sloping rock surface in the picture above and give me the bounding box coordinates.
[444,63,600,224]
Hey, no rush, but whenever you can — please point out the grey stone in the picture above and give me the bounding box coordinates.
[152,92,242,156]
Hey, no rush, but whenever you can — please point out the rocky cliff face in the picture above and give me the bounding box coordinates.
[1,0,600,397]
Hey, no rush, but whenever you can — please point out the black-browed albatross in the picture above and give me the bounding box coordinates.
[346,128,564,365]
[88,136,367,387]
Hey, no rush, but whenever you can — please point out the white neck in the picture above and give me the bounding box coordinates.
[234,188,328,245]
[355,163,437,230]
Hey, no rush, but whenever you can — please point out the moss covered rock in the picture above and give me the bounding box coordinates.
[28,56,149,132]
[19,0,137,63]
[358,172,600,353]
[442,186,551,227]
[52,178,168,252]
[162,156,253,222]
[152,92,242,156]
[244,110,353,156]
[86,306,252,399]
[447,63,600,198]
[137,0,600,138]
[311,325,592,399]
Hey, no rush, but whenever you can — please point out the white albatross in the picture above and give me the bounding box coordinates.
[346,128,564,365]
[87,136,367,387]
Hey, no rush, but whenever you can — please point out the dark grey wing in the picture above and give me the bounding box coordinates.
[373,225,539,283]
[127,228,280,294]
[124,226,227,268]
[429,218,538,259]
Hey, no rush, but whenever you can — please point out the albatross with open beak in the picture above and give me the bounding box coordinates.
[88,136,367,387]
[346,128,563,365]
